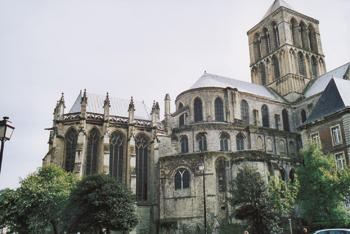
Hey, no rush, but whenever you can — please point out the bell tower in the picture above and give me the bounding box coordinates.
[247,0,326,102]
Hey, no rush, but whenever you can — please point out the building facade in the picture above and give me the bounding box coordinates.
[43,0,350,233]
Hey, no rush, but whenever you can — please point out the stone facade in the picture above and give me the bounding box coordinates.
[43,1,350,233]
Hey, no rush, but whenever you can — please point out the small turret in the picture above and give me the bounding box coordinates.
[151,100,158,127]
[103,92,110,121]
[164,93,171,116]
[53,92,66,122]
[128,96,135,123]
[81,89,88,119]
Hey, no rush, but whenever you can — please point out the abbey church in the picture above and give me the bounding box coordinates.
[43,0,350,233]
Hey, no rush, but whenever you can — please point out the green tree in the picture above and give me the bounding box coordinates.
[297,141,350,223]
[0,164,78,234]
[228,163,281,234]
[63,173,139,234]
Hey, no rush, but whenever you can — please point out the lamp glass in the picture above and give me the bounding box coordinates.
[5,126,14,140]
[198,162,204,171]
[0,125,5,139]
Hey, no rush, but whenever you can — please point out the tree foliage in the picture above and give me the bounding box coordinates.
[297,141,350,223]
[63,173,139,234]
[0,164,78,234]
[228,163,281,234]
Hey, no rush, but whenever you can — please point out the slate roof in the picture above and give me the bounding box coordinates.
[262,0,295,20]
[69,92,152,120]
[302,78,350,125]
[189,72,283,101]
[304,63,350,98]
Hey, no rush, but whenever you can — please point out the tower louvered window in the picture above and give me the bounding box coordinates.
[194,98,203,122]
[215,97,224,121]
[298,53,305,76]
[135,134,148,201]
[311,57,317,78]
[282,109,290,132]
[241,100,249,124]
[273,56,280,79]
[86,128,99,175]
[65,128,78,173]
[261,65,267,85]
[180,135,189,153]
[110,131,124,182]
[273,25,279,47]
[261,105,269,128]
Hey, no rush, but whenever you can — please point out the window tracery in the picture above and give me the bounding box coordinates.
[110,131,124,182]
[86,128,99,175]
[65,128,78,173]
[180,135,189,153]
[135,134,148,201]
[175,169,190,190]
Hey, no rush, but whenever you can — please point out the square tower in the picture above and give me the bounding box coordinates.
[247,0,326,102]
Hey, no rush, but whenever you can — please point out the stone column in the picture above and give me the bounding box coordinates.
[102,93,110,174]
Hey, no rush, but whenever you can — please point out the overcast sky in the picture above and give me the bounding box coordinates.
[0,0,349,190]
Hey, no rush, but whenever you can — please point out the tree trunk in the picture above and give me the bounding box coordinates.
[51,220,58,234]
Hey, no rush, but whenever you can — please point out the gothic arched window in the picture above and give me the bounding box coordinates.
[273,56,280,79]
[236,133,244,151]
[289,141,295,154]
[194,98,203,122]
[65,128,78,173]
[291,18,298,46]
[215,97,224,121]
[279,169,286,182]
[297,52,305,76]
[86,128,99,175]
[110,131,124,182]
[180,135,189,153]
[311,56,317,78]
[197,133,207,151]
[257,136,263,150]
[179,102,184,126]
[261,104,269,128]
[282,109,290,131]
[220,132,230,151]
[241,100,249,124]
[301,109,307,123]
[135,134,148,201]
[175,169,190,190]
[261,64,267,86]
[300,21,308,50]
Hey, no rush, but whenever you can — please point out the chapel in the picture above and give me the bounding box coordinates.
[43,0,350,233]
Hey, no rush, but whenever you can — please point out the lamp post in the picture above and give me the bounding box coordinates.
[198,153,207,234]
[0,116,15,174]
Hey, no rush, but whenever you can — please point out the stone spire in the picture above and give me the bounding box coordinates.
[80,89,88,119]
[262,0,295,20]
[53,92,66,121]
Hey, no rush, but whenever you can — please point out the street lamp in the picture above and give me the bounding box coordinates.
[0,116,15,174]
[198,153,207,234]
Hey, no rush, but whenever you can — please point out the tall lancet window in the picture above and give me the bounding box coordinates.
[65,128,78,173]
[215,97,224,121]
[220,132,230,151]
[273,56,280,79]
[241,100,249,124]
[86,128,99,175]
[135,134,148,201]
[298,52,305,76]
[179,102,185,126]
[110,131,124,182]
[282,109,290,132]
[261,64,267,85]
[194,98,203,122]
[261,104,269,128]
[311,57,317,78]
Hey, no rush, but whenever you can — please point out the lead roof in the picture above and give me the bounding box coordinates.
[69,92,152,120]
